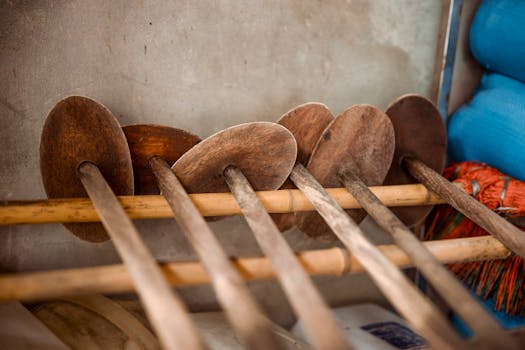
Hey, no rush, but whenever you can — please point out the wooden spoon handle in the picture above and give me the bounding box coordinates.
[404,156,525,258]
[149,156,282,350]
[78,162,206,350]
[224,166,351,350]
[340,170,518,350]
[289,164,466,350]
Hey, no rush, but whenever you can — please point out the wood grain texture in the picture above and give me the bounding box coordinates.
[39,96,134,242]
[0,184,450,225]
[150,157,282,350]
[273,102,334,232]
[123,124,201,194]
[405,156,525,258]
[78,162,205,350]
[224,166,350,350]
[290,164,467,350]
[0,302,68,350]
[32,295,160,350]
[0,236,510,302]
[383,94,446,227]
[276,103,334,167]
[296,105,395,240]
[341,170,518,350]
[172,122,297,193]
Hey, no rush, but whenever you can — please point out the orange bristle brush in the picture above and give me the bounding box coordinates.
[425,162,525,319]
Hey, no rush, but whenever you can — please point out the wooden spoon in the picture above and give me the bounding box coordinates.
[290,103,515,349]
[287,105,466,350]
[39,96,205,350]
[382,94,446,227]
[124,124,283,350]
[173,122,351,350]
[40,97,134,242]
[295,105,393,240]
[123,124,201,194]
[291,166,467,350]
[272,103,334,232]
[385,94,525,258]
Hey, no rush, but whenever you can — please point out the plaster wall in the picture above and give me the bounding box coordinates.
[0,0,442,326]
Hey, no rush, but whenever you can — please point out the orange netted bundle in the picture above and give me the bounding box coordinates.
[445,162,525,216]
[425,161,525,316]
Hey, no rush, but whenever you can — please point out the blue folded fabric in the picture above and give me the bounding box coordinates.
[447,1,525,334]
[470,0,525,83]
[448,73,525,181]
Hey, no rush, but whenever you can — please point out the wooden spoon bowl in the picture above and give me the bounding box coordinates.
[172,122,297,193]
[273,103,334,232]
[383,94,446,227]
[123,124,201,195]
[296,104,395,240]
[40,96,134,242]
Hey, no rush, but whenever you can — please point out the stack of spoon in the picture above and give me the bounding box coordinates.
[2,94,524,349]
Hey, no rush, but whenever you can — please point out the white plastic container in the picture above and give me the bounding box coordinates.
[192,312,314,349]
[292,304,428,350]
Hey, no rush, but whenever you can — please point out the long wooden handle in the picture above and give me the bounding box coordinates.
[149,157,282,350]
[224,166,351,350]
[0,184,447,225]
[78,162,206,350]
[404,157,525,258]
[289,164,466,350]
[340,170,517,350]
[0,236,510,303]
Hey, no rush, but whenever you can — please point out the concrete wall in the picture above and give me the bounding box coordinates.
[0,0,441,326]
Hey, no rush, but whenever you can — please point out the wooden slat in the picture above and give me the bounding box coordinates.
[0,184,447,225]
[0,236,510,303]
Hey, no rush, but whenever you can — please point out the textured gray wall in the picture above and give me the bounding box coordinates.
[0,0,441,326]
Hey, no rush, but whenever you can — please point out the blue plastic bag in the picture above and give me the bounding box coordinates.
[470,0,525,83]
[448,73,525,181]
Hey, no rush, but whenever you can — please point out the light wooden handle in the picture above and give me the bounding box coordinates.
[341,170,517,349]
[78,163,206,350]
[224,166,351,350]
[0,184,448,225]
[405,157,525,258]
[150,157,282,350]
[289,164,465,350]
